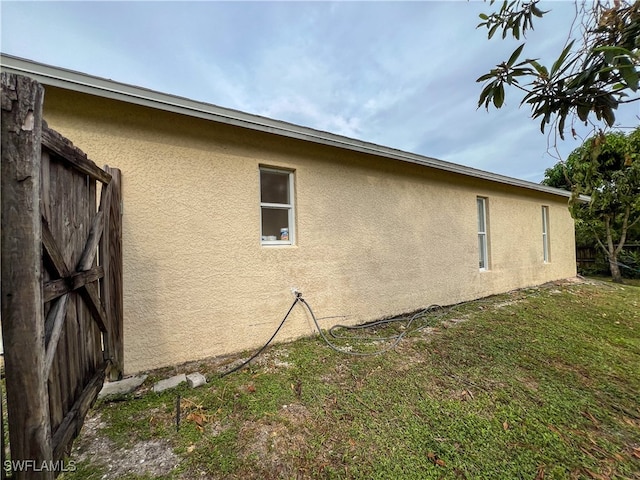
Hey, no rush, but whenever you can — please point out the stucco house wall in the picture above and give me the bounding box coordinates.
[37,87,575,374]
[0,56,577,374]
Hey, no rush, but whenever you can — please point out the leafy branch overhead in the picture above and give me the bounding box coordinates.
[477,0,640,139]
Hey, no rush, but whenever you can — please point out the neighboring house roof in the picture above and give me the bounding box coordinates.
[1,53,573,199]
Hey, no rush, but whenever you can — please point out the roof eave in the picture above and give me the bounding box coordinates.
[1,53,574,200]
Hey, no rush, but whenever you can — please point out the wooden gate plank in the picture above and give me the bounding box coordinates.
[42,126,111,183]
[67,166,85,414]
[42,217,71,277]
[78,284,108,333]
[77,210,104,272]
[1,72,54,479]
[44,294,70,378]
[43,266,104,303]
[101,166,124,379]
[47,151,72,436]
[51,362,109,462]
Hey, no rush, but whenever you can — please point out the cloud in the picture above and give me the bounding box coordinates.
[2,0,636,184]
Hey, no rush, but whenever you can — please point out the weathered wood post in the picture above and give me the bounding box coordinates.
[1,73,54,479]
[100,166,124,381]
[1,382,5,480]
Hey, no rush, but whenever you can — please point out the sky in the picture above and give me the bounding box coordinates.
[1,1,638,183]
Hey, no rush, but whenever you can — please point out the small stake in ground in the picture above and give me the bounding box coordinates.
[176,394,181,433]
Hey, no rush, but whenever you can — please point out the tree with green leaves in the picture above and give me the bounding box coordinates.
[477,0,639,139]
[542,127,640,282]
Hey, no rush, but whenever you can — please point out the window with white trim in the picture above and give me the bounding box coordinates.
[477,197,489,270]
[260,167,295,245]
[542,205,550,263]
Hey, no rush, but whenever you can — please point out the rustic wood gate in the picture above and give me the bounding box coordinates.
[1,73,123,479]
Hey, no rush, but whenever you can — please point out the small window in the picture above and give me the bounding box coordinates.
[477,197,489,270]
[542,206,550,263]
[260,167,294,245]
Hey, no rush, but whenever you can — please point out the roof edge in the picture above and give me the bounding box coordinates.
[1,53,574,199]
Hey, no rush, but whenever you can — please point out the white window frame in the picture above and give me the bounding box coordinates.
[542,205,550,263]
[477,197,489,271]
[260,167,295,246]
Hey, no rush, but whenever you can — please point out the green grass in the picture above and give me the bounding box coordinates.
[62,279,640,479]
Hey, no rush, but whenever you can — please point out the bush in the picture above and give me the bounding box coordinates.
[577,247,640,279]
[579,253,610,277]
[619,249,640,279]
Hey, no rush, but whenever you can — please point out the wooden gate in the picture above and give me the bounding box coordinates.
[1,73,123,478]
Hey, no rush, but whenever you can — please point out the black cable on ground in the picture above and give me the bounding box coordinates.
[300,297,446,357]
[219,295,301,377]
[328,304,445,341]
[220,292,453,376]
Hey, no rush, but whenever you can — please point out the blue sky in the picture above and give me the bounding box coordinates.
[1,1,638,182]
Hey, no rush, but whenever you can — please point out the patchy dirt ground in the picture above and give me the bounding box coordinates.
[236,403,314,479]
[72,413,179,478]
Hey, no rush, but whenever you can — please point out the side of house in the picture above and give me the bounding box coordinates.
[1,55,577,374]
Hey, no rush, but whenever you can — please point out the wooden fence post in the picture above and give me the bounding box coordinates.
[1,382,5,480]
[1,73,54,478]
[101,166,124,380]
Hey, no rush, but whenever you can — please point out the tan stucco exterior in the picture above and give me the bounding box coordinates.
[41,87,576,374]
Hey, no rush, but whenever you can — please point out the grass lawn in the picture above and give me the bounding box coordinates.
[62,278,639,479]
